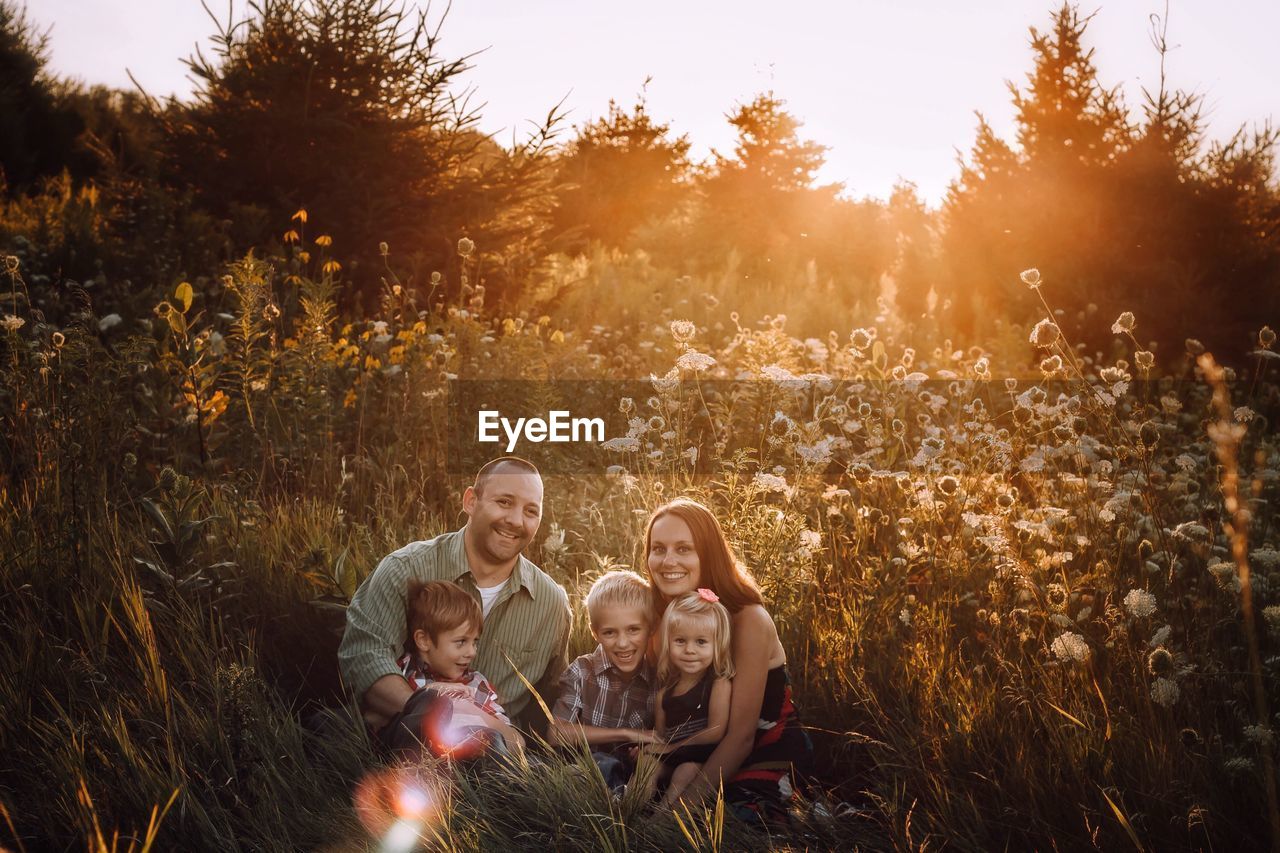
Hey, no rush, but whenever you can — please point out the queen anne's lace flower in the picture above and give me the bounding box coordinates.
[1030,319,1060,347]
[1051,631,1090,663]
[1124,588,1158,619]
[1151,677,1180,707]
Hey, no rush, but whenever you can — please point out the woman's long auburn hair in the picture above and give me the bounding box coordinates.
[644,498,763,616]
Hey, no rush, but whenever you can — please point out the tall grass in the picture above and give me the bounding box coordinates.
[2,240,1277,850]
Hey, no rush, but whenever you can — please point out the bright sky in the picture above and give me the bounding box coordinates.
[31,1,1280,204]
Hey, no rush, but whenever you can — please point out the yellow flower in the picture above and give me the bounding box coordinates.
[550,330,565,344]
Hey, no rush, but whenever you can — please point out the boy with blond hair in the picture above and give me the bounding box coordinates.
[550,570,660,790]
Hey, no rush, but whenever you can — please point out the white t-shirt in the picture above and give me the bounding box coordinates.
[477,583,503,619]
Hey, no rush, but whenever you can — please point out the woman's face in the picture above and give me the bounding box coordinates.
[647,513,702,599]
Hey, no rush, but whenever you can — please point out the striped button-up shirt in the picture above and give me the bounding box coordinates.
[551,645,656,730]
[338,529,571,721]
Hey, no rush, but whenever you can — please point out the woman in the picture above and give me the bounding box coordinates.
[643,498,813,823]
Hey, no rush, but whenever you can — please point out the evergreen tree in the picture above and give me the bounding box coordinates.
[163,0,559,304]
[940,3,1280,354]
[0,2,84,191]
[551,93,692,252]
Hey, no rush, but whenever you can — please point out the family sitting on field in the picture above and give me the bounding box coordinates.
[337,457,813,824]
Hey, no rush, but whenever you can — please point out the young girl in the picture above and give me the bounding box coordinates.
[647,588,734,806]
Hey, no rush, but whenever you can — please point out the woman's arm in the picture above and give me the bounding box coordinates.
[547,720,659,746]
[677,607,776,802]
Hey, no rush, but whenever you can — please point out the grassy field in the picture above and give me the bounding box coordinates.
[2,244,1278,851]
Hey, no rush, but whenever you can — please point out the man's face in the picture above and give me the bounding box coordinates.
[463,465,544,566]
[591,604,651,676]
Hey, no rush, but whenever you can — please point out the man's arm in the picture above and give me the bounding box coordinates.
[337,551,415,729]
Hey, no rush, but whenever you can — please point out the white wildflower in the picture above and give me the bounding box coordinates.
[601,436,640,453]
[1148,624,1173,648]
[675,350,716,373]
[1029,319,1060,347]
[1123,588,1158,619]
[1020,268,1042,288]
[1050,632,1090,663]
[1150,677,1180,707]
[97,313,122,332]
[1111,312,1136,334]
[1,314,24,332]
[669,319,696,343]
[543,523,568,557]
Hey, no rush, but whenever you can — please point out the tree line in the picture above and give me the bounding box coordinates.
[2,1,1276,355]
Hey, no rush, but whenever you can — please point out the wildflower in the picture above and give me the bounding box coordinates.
[676,350,716,372]
[1263,605,1280,638]
[1040,355,1062,376]
[850,463,872,485]
[1208,560,1240,592]
[1050,632,1089,663]
[1046,583,1069,612]
[1233,406,1256,424]
[899,607,912,627]
[543,523,569,558]
[1185,338,1205,355]
[1100,366,1129,384]
[1139,420,1160,448]
[1260,326,1277,349]
[1147,647,1174,677]
[51,331,65,348]
[601,436,640,452]
[650,368,679,394]
[797,529,822,559]
[1134,350,1154,371]
[753,471,793,496]
[457,237,475,257]
[1243,725,1274,748]
[1150,677,1180,707]
[669,319,696,343]
[371,320,389,335]
[1111,312,1136,334]
[618,397,634,414]
[1020,268,1042,288]
[1,314,23,332]
[1224,757,1254,773]
[264,303,281,321]
[937,475,959,496]
[1149,624,1173,648]
[648,415,666,432]
[430,271,442,285]
[974,356,990,378]
[98,314,122,332]
[550,330,565,344]
[1124,588,1158,619]
[378,241,389,256]
[849,327,875,350]
[1029,319,1060,347]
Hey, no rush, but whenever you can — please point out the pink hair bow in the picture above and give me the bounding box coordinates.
[696,588,719,603]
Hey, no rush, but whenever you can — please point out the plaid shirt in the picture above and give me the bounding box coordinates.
[551,645,655,730]
[398,651,510,724]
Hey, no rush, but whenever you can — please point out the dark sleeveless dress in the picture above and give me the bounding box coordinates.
[660,670,719,768]
[724,664,813,824]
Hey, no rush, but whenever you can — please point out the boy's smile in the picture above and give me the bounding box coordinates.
[592,604,651,675]
[415,622,480,681]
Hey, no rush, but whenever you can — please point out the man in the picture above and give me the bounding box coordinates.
[339,457,572,752]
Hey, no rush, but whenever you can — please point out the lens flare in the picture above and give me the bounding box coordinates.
[353,766,448,848]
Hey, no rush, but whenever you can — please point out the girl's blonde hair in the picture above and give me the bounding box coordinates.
[656,591,734,687]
